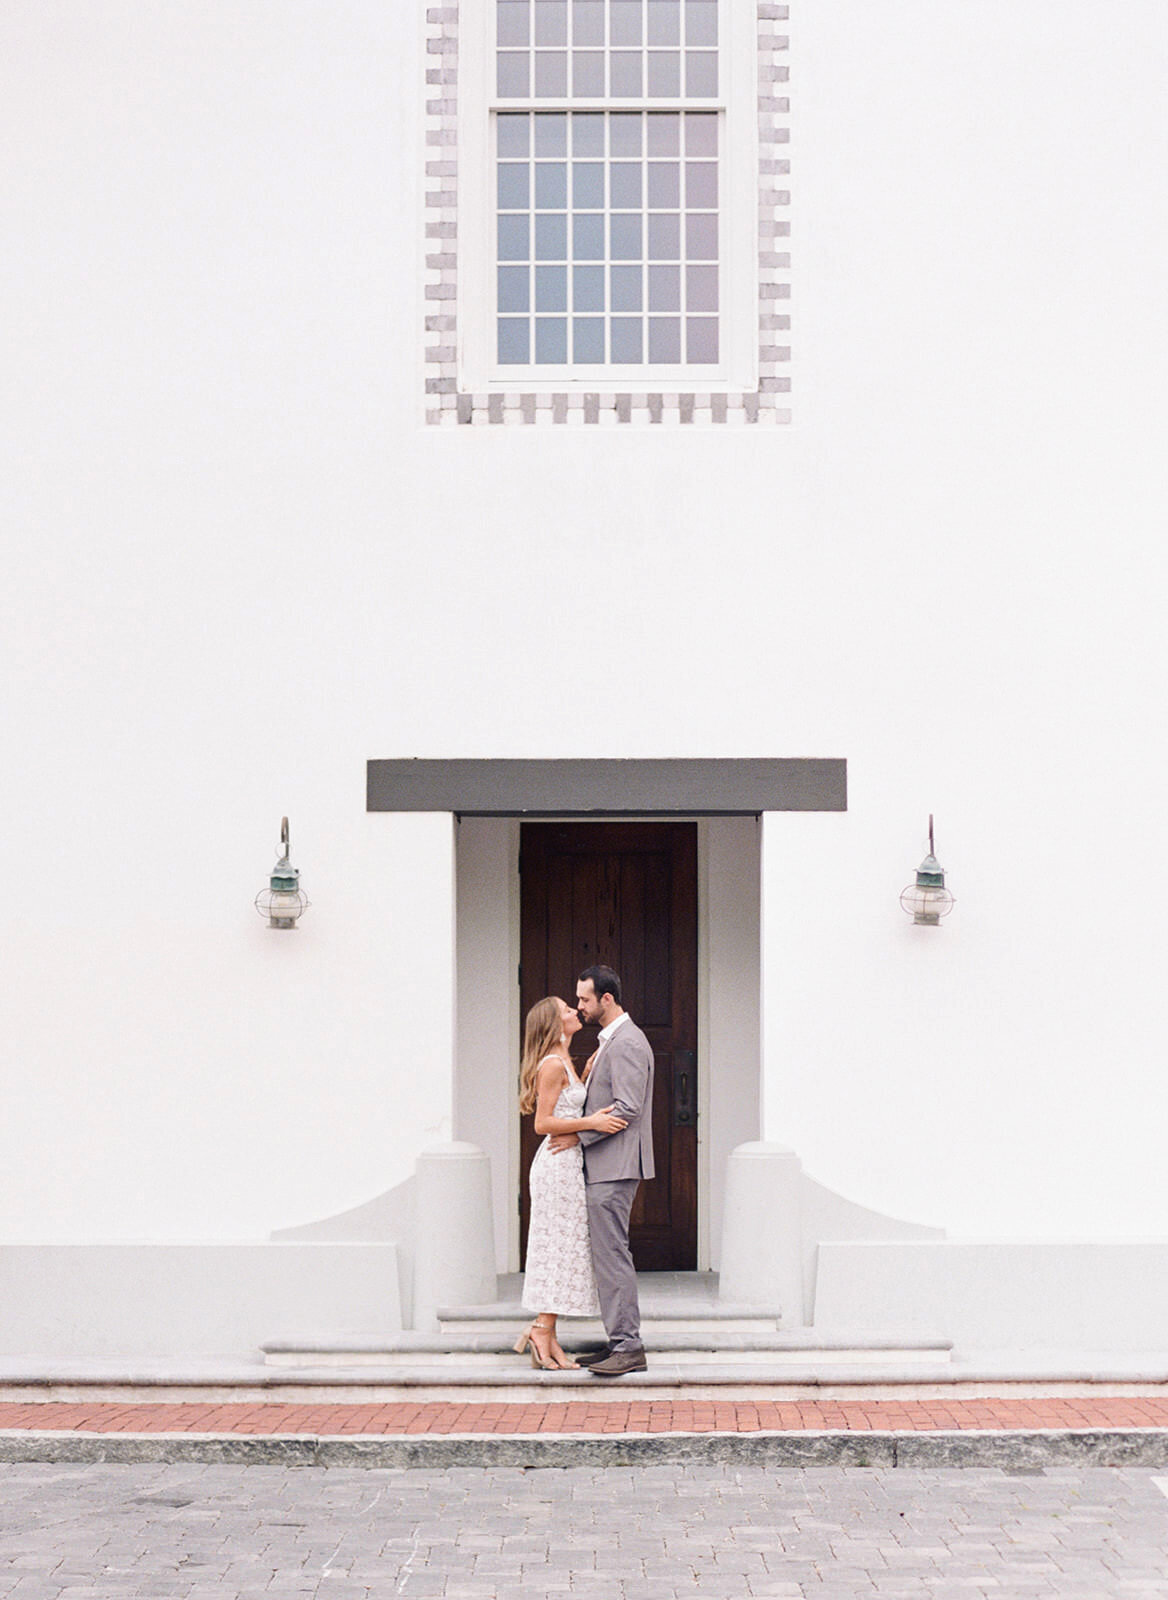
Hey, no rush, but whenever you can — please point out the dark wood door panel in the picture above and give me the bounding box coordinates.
[519,821,698,1271]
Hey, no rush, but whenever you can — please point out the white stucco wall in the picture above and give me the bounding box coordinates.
[454,816,520,1270]
[702,817,762,1265]
[3,0,1167,1249]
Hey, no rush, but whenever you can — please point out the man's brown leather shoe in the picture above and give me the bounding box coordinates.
[586,1348,647,1376]
[575,1346,613,1366]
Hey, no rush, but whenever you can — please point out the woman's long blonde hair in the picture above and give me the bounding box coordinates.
[519,996,565,1114]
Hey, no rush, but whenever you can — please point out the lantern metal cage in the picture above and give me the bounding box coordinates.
[255,817,310,929]
[900,815,954,926]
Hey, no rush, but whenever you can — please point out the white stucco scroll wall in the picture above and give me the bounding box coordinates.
[2,0,1168,1264]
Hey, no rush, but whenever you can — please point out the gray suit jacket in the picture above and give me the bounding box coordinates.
[578,1016,655,1183]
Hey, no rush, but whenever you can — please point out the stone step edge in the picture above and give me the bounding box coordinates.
[438,1318,781,1335]
[6,1379,1168,1405]
[437,1302,786,1322]
[5,1427,1168,1469]
[263,1351,951,1371]
[0,1363,965,1392]
[261,1331,955,1356]
[6,1362,1168,1391]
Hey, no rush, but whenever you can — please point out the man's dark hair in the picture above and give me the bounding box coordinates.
[578,964,621,1005]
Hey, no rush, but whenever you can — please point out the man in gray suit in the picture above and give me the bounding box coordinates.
[548,964,654,1376]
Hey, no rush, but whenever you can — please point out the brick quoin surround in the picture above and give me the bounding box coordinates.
[424,3,791,425]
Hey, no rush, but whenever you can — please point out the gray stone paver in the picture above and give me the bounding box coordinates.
[3,1464,1168,1598]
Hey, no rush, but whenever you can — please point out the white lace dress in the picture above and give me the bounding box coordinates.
[522,1062,601,1316]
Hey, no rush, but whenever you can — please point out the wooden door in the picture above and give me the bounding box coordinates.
[519,821,698,1271]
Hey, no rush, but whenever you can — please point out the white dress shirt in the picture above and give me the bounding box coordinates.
[596,1011,631,1050]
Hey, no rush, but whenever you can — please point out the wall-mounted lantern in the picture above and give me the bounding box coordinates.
[255,817,309,929]
[900,815,954,926]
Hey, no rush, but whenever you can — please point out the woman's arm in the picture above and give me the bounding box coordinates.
[532,1059,627,1137]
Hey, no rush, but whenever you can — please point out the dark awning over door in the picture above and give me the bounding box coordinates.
[366,758,846,816]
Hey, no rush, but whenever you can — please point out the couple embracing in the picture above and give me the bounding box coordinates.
[515,965,653,1377]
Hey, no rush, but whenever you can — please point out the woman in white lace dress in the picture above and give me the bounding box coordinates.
[515,996,627,1370]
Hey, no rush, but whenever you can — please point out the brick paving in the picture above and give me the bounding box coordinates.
[4,1460,1168,1598]
[5,1396,1168,1435]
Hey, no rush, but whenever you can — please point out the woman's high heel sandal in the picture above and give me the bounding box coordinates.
[513,1320,558,1370]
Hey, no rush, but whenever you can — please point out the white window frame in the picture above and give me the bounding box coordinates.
[459,0,759,394]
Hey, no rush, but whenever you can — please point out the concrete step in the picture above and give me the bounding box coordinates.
[433,1272,785,1336]
[262,1269,951,1373]
[13,1350,1168,1404]
[436,1311,783,1336]
[261,1330,953,1369]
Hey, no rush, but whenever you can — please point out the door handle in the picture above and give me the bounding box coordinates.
[673,1050,697,1126]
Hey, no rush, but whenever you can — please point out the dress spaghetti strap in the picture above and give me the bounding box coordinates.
[539,1052,579,1085]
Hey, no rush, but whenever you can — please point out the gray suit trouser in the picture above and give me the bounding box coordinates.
[585,1178,642,1352]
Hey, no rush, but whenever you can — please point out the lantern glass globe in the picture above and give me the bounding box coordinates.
[268,890,305,927]
[899,884,955,925]
[254,886,308,927]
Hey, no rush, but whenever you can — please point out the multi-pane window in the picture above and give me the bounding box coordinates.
[491,0,725,376]
[496,0,718,99]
